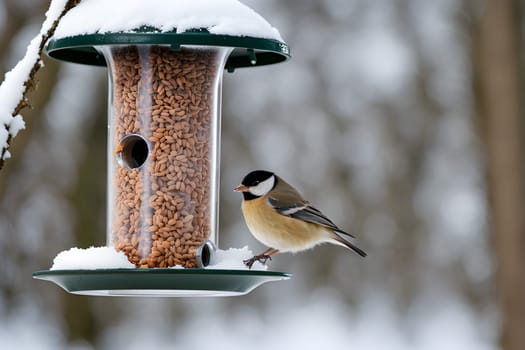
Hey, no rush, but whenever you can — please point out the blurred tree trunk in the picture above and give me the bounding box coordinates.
[474,0,525,349]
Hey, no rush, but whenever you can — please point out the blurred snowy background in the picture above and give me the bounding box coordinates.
[1,0,524,349]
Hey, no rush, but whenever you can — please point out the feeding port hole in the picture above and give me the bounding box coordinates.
[196,240,216,268]
[116,134,149,169]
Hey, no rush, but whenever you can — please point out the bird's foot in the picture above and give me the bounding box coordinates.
[243,254,272,269]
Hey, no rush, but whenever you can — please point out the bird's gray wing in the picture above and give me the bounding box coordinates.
[266,195,355,238]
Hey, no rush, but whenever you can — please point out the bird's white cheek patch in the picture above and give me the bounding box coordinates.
[249,176,275,196]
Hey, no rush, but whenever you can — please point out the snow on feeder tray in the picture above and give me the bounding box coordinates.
[32,0,291,297]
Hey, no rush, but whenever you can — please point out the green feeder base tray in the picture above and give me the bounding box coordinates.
[32,268,291,297]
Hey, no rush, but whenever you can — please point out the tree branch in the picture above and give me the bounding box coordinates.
[0,0,82,170]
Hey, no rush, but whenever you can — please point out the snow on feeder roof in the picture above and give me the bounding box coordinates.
[47,0,290,69]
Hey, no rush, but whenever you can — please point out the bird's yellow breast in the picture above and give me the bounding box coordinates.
[241,196,328,252]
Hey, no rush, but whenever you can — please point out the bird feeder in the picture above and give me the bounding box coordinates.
[33,0,291,296]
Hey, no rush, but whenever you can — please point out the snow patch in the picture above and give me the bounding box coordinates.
[50,245,267,270]
[9,115,25,137]
[53,0,283,41]
[50,246,135,270]
[208,246,268,270]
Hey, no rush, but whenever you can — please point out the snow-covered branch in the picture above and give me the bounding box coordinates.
[0,0,82,170]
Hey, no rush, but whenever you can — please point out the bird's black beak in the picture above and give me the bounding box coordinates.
[234,184,249,192]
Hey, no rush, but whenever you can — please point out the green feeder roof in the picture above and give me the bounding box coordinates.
[46,28,290,70]
[45,0,290,70]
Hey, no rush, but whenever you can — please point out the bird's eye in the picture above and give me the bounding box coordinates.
[253,181,260,185]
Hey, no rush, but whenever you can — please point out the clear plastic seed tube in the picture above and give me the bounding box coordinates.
[102,45,230,268]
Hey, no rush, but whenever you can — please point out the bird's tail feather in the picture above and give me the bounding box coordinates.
[332,234,367,257]
[333,228,355,238]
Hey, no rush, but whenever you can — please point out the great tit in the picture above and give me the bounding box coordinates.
[234,170,366,268]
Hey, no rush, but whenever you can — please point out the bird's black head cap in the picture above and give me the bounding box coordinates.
[240,170,276,200]
[241,170,275,187]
